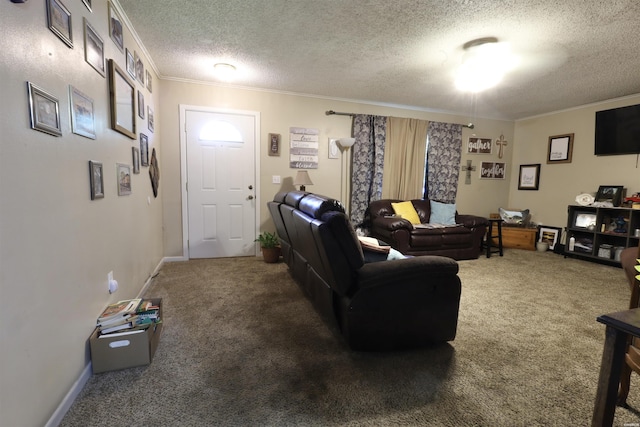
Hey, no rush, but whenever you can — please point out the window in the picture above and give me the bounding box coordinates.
[199,120,243,144]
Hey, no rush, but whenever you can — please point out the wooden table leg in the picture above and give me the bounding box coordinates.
[592,325,629,427]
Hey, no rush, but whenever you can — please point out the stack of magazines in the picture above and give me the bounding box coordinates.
[96,298,161,338]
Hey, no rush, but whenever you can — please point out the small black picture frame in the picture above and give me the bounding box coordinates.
[538,226,562,251]
[517,164,540,190]
[89,160,104,200]
[595,185,624,207]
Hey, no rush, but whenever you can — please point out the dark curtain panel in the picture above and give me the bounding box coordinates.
[350,114,387,232]
[425,122,462,203]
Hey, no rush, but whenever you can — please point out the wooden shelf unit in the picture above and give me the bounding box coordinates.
[565,205,640,266]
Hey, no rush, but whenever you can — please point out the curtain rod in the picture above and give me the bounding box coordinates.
[325,110,475,129]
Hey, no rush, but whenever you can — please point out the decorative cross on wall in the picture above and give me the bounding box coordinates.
[460,160,476,185]
[496,134,508,159]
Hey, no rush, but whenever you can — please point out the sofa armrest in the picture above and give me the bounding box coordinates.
[456,214,489,229]
[356,255,459,290]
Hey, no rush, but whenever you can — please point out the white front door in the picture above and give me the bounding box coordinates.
[185,109,258,258]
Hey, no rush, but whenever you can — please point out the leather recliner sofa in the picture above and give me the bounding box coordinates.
[369,199,489,260]
[267,191,462,351]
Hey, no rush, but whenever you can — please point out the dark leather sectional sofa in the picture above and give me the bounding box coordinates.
[267,191,462,351]
[369,199,489,260]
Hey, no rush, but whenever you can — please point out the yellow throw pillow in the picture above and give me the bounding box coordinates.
[391,201,421,225]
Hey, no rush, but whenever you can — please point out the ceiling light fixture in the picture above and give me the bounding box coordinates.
[455,37,516,93]
[213,62,237,81]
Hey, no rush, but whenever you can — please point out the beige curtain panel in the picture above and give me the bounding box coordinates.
[382,117,429,200]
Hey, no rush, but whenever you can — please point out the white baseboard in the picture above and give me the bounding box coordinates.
[45,362,92,427]
[163,255,188,262]
[136,258,166,298]
[48,257,172,426]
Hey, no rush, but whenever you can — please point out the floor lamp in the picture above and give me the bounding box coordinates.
[337,138,355,215]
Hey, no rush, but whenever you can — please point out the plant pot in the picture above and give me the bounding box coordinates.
[261,246,281,263]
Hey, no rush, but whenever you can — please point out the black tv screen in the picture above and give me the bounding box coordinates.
[595,103,640,155]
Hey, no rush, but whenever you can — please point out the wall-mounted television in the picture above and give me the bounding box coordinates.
[594,103,640,156]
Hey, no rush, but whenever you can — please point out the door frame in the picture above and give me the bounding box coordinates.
[179,104,261,259]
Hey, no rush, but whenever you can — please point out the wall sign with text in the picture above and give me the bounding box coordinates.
[289,127,318,169]
[480,162,506,179]
[467,137,493,154]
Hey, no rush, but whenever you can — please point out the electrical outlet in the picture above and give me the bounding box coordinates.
[107,271,118,293]
[272,175,281,184]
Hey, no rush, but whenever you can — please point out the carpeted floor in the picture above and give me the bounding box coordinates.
[60,250,640,426]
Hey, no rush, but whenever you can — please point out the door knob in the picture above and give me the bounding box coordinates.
[248,195,254,200]
[248,185,253,190]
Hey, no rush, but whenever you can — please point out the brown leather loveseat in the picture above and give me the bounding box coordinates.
[369,199,489,260]
[268,191,462,351]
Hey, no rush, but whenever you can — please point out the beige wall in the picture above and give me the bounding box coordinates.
[511,95,640,232]
[2,1,638,425]
[0,2,163,426]
[159,80,515,257]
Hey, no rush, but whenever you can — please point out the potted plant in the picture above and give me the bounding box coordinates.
[255,231,281,263]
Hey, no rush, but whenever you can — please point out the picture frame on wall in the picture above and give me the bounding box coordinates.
[135,51,145,84]
[269,133,280,156]
[108,59,136,139]
[467,137,492,154]
[518,164,541,190]
[146,70,153,93]
[140,133,149,166]
[132,147,140,174]
[83,18,105,77]
[108,1,124,52]
[46,0,73,48]
[27,82,62,137]
[479,162,506,179]
[137,91,145,119]
[69,85,96,139]
[538,226,562,251]
[89,161,104,200]
[547,133,574,164]
[81,0,92,12]
[147,106,154,132]
[126,49,136,79]
[116,163,131,196]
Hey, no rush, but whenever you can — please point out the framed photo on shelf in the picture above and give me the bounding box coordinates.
[116,163,131,196]
[47,0,73,48]
[108,59,136,139]
[27,82,62,137]
[595,185,624,207]
[573,211,597,229]
[518,164,541,190]
[83,18,104,77]
[140,133,149,166]
[538,226,562,251]
[88,161,104,200]
[69,85,96,139]
[547,133,574,164]
[108,1,124,52]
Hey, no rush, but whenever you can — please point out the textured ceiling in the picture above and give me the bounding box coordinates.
[117,0,640,121]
